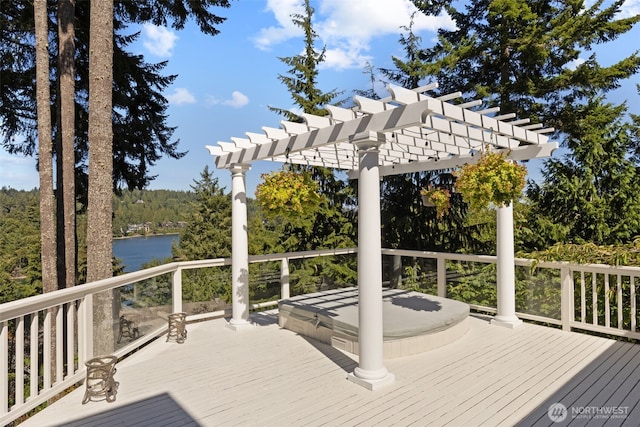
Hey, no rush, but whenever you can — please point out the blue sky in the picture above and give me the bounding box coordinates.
[1,0,639,196]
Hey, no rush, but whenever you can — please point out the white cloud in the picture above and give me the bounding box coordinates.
[322,47,373,71]
[254,0,305,50]
[166,88,196,105]
[620,0,640,18]
[254,0,455,69]
[223,91,250,108]
[565,57,586,70]
[207,91,250,108]
[142,24,178,57]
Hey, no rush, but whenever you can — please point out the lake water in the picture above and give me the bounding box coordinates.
[112,234,179,272]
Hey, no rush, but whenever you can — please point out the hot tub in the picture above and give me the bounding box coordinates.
[278,287,470,358]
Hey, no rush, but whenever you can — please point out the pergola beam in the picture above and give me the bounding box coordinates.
[376,142,558,177]
[213,98,432,169]
[209,84,555,173]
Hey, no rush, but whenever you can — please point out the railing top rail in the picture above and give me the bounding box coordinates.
[0,262,178,322]
[381,248,498,263]
[381,248,640,274]
[4,246,640,323]
[0,248,359,322]
[248,247,357,263]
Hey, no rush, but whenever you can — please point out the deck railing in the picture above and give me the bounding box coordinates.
[382,248,640,340]
[0,248,355,425]
[2,247,640,424]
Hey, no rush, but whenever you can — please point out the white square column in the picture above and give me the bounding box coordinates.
[348,131,395,390]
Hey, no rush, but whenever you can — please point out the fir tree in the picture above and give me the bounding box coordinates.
[413,0,640,248]
[268,0,342,121]
[173,166,232,260]
[414,0,640,126]
[527,97,640,245]
[266,0,356,292]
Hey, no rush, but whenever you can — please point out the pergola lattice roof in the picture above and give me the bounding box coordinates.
[207,84,558,175]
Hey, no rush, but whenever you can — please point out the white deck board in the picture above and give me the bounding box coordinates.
[18,311,640,427]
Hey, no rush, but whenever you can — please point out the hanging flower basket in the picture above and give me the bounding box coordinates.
[255,170,321,216]
[419,186,451,219]
[454,147,527,210]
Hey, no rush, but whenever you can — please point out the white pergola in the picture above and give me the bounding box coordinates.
[206,84,558,390]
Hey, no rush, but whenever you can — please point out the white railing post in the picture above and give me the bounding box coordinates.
[437,257,446,298]
[561,267,574,332]
[66,304,75,380]
[1,321,8,416]
[172,267,183,314]
[43,309,51,389]
[30,313,38,400]
[15,316,24,406]
[55,306,63,383]
[281,258,290,300]
[78,294,94,364]
[390,255,402,288]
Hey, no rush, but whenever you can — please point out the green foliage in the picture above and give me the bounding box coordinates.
[420,186,451,219]
[112,189,196,236]
[446,262,498,307]
[173,166,231,261]
[0,188,42,302]
[268,0,344,120]
[263,0,357,292]
[526,97,640,246]
[1,1,233,197]
[415,0,640,250]
[521,240,640,267]
[455,149,527,210]
[415,0,640,128]
[255,169,322,217]
[379,12,429,90]
[376,16,485,254]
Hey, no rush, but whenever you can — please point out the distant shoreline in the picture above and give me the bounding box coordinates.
[113,232,179,241]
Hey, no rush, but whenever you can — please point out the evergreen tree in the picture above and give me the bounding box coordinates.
[375,13,485,254]
[414,0,640,126]
[173,166,232,260]
[1,0,232,197]
[265,0,356,293]
[413,0,640,249]
[268,0,342,121]
[57,0,77,292]
[527,97,640,245]
[173,167,232,304]
[267,0,354,245]
[1,0,232,300]
[0,189,42,303]
[34,0,57,294]
[87,0,115,355]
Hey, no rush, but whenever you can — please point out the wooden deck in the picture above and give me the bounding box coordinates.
[19,311,640,427]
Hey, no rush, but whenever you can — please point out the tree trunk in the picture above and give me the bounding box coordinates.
[87,0,115,356]
[58,0,76,290]
[34,0,58,382]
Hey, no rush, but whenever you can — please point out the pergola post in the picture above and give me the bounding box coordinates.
[228,163,252,331]
[348,131,395,390]
[491,203,523,328]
